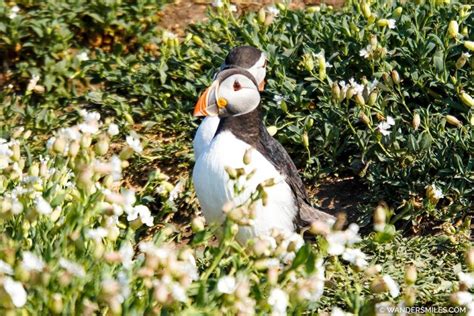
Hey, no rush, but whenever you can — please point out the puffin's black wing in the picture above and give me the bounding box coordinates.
[256,125,335,227]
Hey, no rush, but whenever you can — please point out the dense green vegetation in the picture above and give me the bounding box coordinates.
[0,0,472,314]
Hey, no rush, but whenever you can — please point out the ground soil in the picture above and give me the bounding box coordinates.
[158,0,345,35]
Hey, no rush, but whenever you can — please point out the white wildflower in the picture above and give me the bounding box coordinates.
[26,74,40,92]
[21,252,45,272]
[212,0,223,8]
[342,248,368,268]
[110,155,122,180]
[267,5,280,16]
[3,277,27,307]
[171,283,187,302]
[453,291,473,305]
[107,123,120,136]
[459,272,474,288]
[162,30,177,41]
[86,227,108,241]
[382,275,400,298]
[268,288,288,316]
[35,196,52,215]
[0,260,13,275]
[76,51,89,62]
[431,185,444,200]
[331,307,348,316]
[59,258,86,277]
[273,94,284,105]
[462,52,472,59]
[387,19,396,29]
[229,4,237,12]
[359,45,372,59]
[377,116,395,136]
[9,6,20,19]
[327,223,362,256]
[126,135,143,153]
[78,110,101,134]
[217,275,237,294]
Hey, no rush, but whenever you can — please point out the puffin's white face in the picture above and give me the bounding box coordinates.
[194,69,260,118]
[247,53,267,91]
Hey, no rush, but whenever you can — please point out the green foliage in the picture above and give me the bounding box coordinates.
[0,0,473,315]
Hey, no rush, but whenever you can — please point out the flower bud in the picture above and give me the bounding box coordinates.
[404,265,417,285]
[456,54,468,69]
[224,166,238,180]
[464,41,474,52]
[412,113,421,130]
[346,87,355,99]
[305,118,314,129]
[11,142,21,161]
[317,54,326,80]
[302,53,314,72]
[391,70,400,85]
[460,91,474,107]
[448,21,459,39]
[123,113,134,125]
[446,115,462,127]
[191,216,205,233]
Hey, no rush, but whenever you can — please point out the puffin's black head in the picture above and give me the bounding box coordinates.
[194,68,260,118]
[221,46,267,91]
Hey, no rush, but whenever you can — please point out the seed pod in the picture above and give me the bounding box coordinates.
[412,113,421,130]
[405,265,417,285]
[466,248,474,271]
[460,91,474,107]
[331,82,341,101]
[359,112,371,126]
[317,54,326,80]
[192,35,204,47]
[261,189,268,206]
[361,1,371,19]
[94,135,110,156]
[11,143,21,162]
[355,93,365,106]
[446,115,462,127]
[258,8,266,24]
[305,118,314,129]
[377,19,389,27]
[243,148,253,165]
[280,100,288,113]
[302,53,314,72]
[461,26,468,36]
[302,132,309,148]
[393,7,403,18]
[391,70,400,85]
[224,166,237,179]
[80,133,92,148]
[464,41,474,52]
[267,126,277,136]
[373,204,386,231]
[68,141,80,158]
[346,87,355,100]
[53,137,66,154]
[456,54,468,69]
[368,91,378,106]
[191,216,205,233]
[404,286,416,306]
[448,21,459,38]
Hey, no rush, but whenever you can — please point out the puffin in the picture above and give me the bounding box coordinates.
[192,67,335,242]
[193,46,267,159]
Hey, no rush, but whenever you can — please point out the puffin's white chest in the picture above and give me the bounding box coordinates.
[193,117,220,159]
[193,131,297,242]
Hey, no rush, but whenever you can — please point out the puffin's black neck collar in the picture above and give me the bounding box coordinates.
[214,106,262,147]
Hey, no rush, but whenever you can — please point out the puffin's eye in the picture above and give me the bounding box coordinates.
[233,80,242,91]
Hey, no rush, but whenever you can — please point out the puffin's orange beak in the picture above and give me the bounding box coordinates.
[258,80,265,92]
[194,80,221,117]
[193,86,211,117]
